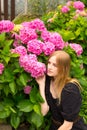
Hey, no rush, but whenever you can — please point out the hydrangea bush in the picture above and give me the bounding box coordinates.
[42,0,87,123]
[0,8,87,130]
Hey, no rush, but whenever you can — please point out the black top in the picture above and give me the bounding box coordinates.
[45,76,87,130]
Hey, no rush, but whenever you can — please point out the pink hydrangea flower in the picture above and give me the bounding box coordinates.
[22,18,46,32]
[27,39,43,55]
[30,62,46,78]
[73,1,85,10]
[19,54,37,73]
[61,6,70,13]
[24,86,32,94]
[0,20,14,33]
[69,43,83,56]
[48,32,65,50]
[0,63,4,74]
[19,27,38,44]
[42,41,55,55]
[41,30,50,42]
[19,54,46,78]
[11,46,27,56]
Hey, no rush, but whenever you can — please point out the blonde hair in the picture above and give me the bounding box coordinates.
[48,50,81,101]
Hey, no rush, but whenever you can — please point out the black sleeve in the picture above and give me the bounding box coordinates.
[61,83,82,122]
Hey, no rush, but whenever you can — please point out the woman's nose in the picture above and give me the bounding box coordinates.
[48,64,53,69]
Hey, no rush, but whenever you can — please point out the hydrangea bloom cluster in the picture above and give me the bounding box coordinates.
[61,1,85,15]
[42,41,55,55]
[69,43,83,56]
[61,6,70,13]
[0,63,4,74]
[19,54,46,78]
[0,20,14,33]
[22,18,46,32]
[48,32,64,50]
[11,45,27,55]
[73,1,85,10]
[30,62,46,78]
[0,18,83,79]
[27,39,43,55]
[24,86,32,94]
[19,28,38,44]
[41,31,64,50]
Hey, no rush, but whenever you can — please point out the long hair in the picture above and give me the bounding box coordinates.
[48,50,81,100]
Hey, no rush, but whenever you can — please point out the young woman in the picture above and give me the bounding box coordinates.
[36,50,87,130]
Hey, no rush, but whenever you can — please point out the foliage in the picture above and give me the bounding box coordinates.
[42,0,87,123]
[0,1,87,129]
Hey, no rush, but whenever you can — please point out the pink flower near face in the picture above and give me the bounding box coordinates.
[42,41,55,55]
[19,54,37,73]
[30,62,46,78]
[48,32,65,50]
[0,63,4,74]
[24,86,32,94]
[61,6,70,13]
[69,43,83,56]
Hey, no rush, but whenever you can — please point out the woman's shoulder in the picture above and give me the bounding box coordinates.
[63,82,81,94]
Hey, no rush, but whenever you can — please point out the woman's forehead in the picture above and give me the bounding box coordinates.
[49,56,57,62]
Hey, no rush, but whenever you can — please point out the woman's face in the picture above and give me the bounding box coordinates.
[47,56,58,77]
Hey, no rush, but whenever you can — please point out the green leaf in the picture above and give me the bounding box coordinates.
[0,103,11,119]
[3,85,10,96]
[27,111,43,128]
[0,111,11,119]
[9,81,17,94]
[17,100,33,112]
[3,68,14,82]
[9,107,16,113]
[30,87,38,103]
[30,87,44,104]
[75,28,81,36]
[59,30,75,41]
[2,40,12,55]
[36,92,44,103]
[0,33,5,43]
[19,73,29,86]
[33,104,41,115]
[11,53,20,58]
[11,114,20,129]
[3,56,11,64]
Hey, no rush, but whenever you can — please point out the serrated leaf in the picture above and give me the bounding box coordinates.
[9,81,16,94]
[30,87,38,103]
[11,114,20,129]
[27,112,43,128]
[17,100,33,112]
[0,33,5,43]
[19,73,29,86]
[33,104,41,115]
[0,108,11,119]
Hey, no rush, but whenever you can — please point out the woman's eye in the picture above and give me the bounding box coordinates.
[53,63,57,67]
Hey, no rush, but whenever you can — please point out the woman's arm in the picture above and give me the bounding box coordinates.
[36,75,49,116]
[58,120,73,130]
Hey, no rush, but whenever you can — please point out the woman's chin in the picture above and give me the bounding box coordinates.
[47,73,53,77]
